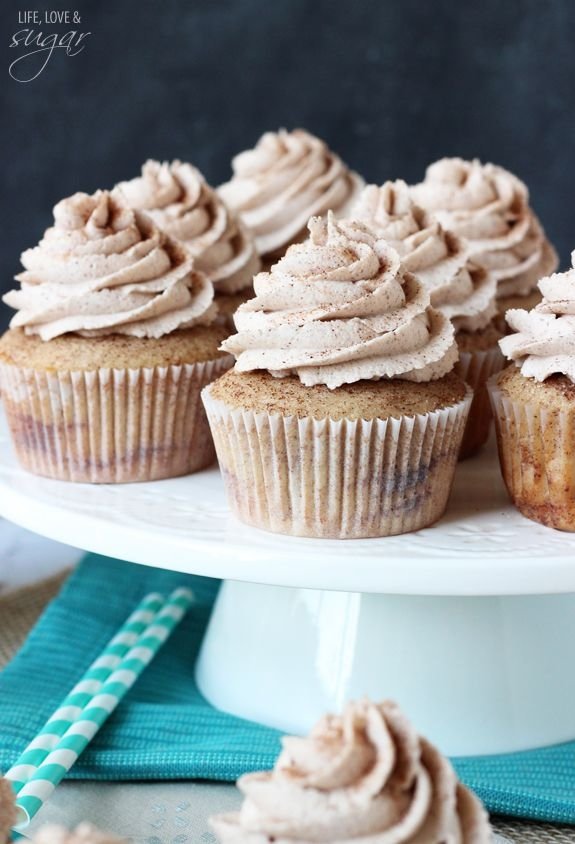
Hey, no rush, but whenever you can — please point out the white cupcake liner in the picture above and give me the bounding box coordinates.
[455,346,505,459]
[202,385,472,539]
[0,356,231,483]
[488,375,575,530]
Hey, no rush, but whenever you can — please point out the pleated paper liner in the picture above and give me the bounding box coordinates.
[0,357,231,484]
[488,375,575,531]
[456,346,505,460]
[202,385,472,539]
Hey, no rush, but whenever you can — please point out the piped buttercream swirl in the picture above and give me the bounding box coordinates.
[218,129,364,258]
[115,160,260,294]
[353,181,497,332]
[210,699,492,844]
[412,158,558,298]
[500,251,575,382]
[222,213,457,389]
[3,190,216,341]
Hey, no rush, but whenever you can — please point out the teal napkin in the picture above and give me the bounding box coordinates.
[0,553,574,824]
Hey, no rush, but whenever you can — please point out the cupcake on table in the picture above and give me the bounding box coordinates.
[202,212,472,539]
[0,778,15,844]
[210,698,492,843]
[354,180,503,458]
[0,776,122,844]
[490,253,575,531]
[0,190,231,483]
[218,128,363,266]
[412,157,558,331]
[115,160,260,327]
[30,825,125,843]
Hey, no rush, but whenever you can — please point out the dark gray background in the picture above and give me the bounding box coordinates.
[2,0,574,329]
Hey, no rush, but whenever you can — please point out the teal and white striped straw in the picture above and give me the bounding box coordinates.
[4,592,166,794]
[10,586,194,830]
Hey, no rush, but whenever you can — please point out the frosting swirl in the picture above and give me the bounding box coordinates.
[210,699,492,844]
[3,190,216,341]
[222,213,457,389]
[412,158,558,298]
[500,252,575,382]
[115,160,260,294]
[353,181,497,332]
[31,824,125,844]
[218,129,364,258]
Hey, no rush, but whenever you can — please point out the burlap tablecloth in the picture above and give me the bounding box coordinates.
[1,575,574,842]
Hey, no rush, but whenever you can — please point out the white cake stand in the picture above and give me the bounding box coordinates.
[2,410,575,758]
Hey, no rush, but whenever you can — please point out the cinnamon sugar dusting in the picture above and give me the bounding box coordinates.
[3,190,216,341]
[222,213,457,389]
[115,160,260,294]
[412,157,557,300]
[210,699,492,842]
[353,180,497,332]
[219,129,363,258]
[500,252,575,383]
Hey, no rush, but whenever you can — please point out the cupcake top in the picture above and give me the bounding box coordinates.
[3,190,216,341]
[115,160,260,294]
[0,778,15,844]
[218,129,364,258]
[31,824,125,844]
[210,699,492,844]
[500,253,575,382]
[411,158,558,299]
[222,213,457,389]
[353,181,497,332]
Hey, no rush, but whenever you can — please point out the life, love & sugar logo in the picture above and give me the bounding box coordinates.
[9,9,91,82]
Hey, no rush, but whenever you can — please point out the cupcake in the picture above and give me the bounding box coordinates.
[0,190,231,483]
[210,698,492,843]
[489,254,575,530]
[0,778,15,844]
[354,180,504,458]
[31,825,125,844]
[218,129,363,264]
[115,160,260,326]
[412,157,558,331]
[202,213,471,539]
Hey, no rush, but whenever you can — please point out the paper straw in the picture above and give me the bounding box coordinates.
[4,591,166,794]
[11,586,194,830]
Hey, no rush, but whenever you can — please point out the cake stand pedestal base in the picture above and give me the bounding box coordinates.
[3,410,575,759]
[196,580,575,757]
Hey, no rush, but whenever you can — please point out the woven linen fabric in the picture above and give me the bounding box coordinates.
[0,572,68,668]
[0,578,565,844]
[0,554,575,828]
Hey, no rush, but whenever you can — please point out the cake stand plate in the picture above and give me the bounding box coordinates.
[1,410,575,756]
